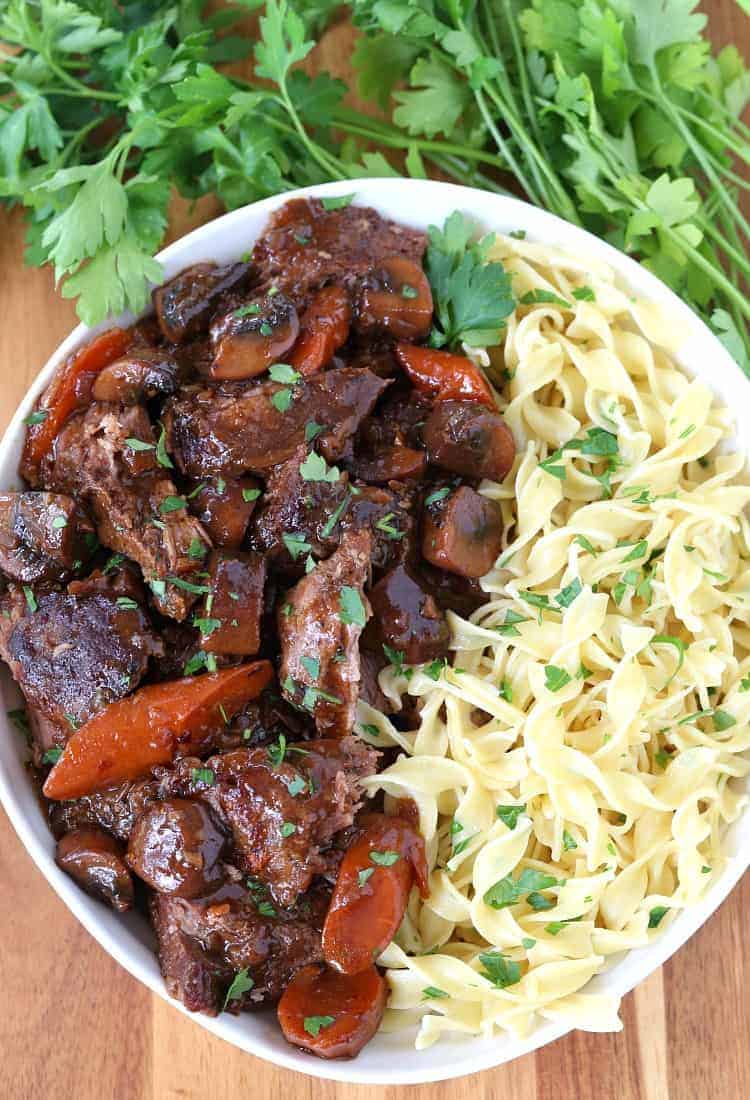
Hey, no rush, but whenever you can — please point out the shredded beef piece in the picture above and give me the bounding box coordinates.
[204,737,378,907]
[150,881,325,1014]
[166,368,389,479]
[44,403,211,620]
[0,585,162,738]
[278,530,372,738]
[252,198,426,301]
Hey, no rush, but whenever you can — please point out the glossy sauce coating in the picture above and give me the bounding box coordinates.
[422,485,504,579]
[322,813,428,975]
[277,962,387,1059]
[127,798,227,898]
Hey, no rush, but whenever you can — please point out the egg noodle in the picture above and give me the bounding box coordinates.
[355,231,750,1049]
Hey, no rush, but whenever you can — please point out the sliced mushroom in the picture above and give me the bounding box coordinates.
[422,400,515,482]
[210,293,300,380]
[369,563,449,665]
[91,349,180,404]
[56,828,134,912]
[355,256,433,341]
[422,485,503,578]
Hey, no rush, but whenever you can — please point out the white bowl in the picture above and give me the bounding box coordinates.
[1,179,749,1085]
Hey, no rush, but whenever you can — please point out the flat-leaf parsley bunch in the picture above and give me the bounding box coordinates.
[2,0,750,375]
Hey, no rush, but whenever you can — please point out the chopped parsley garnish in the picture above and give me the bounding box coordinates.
[223,969,254,1009]
[374,512,403,539]
[544,665,572,693]
[494,609,529,637]
[167,576,210,594]
[572,286,596,301]
[304,421,324,442]
[282,532,313,561]
[521,937,537,950]
[124,437,154,452]
[496,804,525,830]
[320,194,355,211]
[281,822,296,838]
[190,767,215,786]
[483,868,558,910]
[234,303,262,318]
[383,644,410,677]
[156,422,173,469]
[159,495,186,514]
[242,487,261,503]
[339,586,367,627]
[527,891,555,911]
[103,553,125,574]
[520,288,571,309]
[320,494,349,539]
[424,657,447,681]
[24,409,49,426]
[556,578,582,608]
[271,388,293,413]
[22,586,37,613]
[622,539,648,563]
[648,905,669,929]
[303,1015,335,1037]
[545,917,582,935]
[498,679,513,703]
[422,986,448,999]
[369,850,400,867]
[187,538,206,561]
[286,774,307,797]
[51,515,67,529]
[194,617,221,636]
[42,747,63,765]
[425,487,452,506]
[401,283,418,299]
[257,900,277,918]
[116,597,139,610]
[651,635,687,687]
[562,830,578,851]
[358,866,375,888]
[300,655,320,680]
[183,650,217,675]
[269,363,301,384]
[478,951,521,988]
[299,451,340,483]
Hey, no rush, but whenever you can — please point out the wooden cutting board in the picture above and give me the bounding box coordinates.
[1,3,748,1096]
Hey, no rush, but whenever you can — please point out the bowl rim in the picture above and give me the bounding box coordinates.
[1,177,749,1085]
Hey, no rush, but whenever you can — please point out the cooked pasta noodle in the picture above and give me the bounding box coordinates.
[356,231,750,1049]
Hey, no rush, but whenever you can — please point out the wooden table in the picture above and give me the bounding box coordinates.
[1,4,749,1097]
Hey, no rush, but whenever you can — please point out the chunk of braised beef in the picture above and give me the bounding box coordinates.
[422,485,503,579]
[278,530,371,738]
[45,403,212,620]
[356,388,432,452]
[68,558,147,605]
[369,563,449,665]
[0,492,95,584]
[91,348,181,404]
[359,648,391,714]
[0,586,162,734]
[225,690,315,752]
[28,705,69,766]
[127,798,228,898]
[199,551,266,656]
[210,293,299,380]
[417,561,487,617]
[249,449,412,576]
[150,881,325,1014]
[166,368,390,479]
[248,445,346,566]
[152,261,251,343]
[252,198,426,300]
[187,475,261,549]
[56,827,134,911]
[49,775,161,842]
[343,336,400,379]
[422,400,516,482]
[204,737,378,907]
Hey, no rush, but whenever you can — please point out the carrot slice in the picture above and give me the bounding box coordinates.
[322,813,428,976]
[394,342,496,408]
[277,963,387,1059]
[289,286,351,376]
[43,661,273,801]
[21,328,132,485]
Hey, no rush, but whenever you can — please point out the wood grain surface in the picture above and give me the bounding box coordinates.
[1,4,749,1098]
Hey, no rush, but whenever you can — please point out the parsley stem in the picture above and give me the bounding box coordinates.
[43,57,120,102]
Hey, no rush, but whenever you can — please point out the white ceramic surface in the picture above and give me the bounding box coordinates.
[1,179,749,1085]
